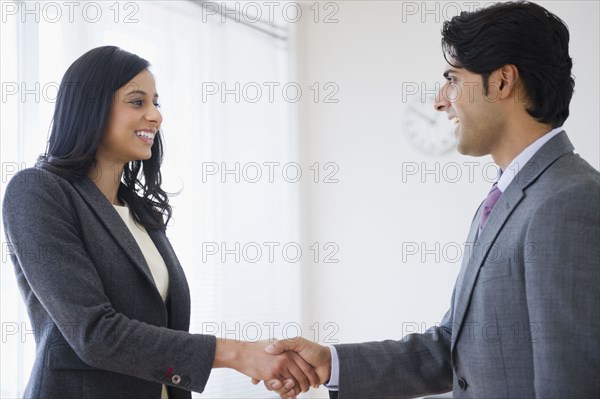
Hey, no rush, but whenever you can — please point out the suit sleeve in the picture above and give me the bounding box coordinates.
[333,299,454,398]
[2,169,216,392]
[524,184,600,398]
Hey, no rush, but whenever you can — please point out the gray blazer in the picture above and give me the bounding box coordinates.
[331,132,600,398]
[2,167,217,398]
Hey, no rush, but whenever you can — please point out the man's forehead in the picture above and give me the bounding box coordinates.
[442,62,462,75]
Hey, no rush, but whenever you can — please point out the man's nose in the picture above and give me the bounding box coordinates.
[434,84,450,112]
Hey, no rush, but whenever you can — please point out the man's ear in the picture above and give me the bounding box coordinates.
[498,64,520,100]
[485,65,518,101]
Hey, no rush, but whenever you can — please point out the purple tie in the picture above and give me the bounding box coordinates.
[479,183,502,231]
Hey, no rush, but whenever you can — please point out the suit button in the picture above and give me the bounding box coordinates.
[172,375,182,384]
[458,377,468,390]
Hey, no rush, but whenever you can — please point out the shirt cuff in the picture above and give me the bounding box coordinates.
[323,345,339,391]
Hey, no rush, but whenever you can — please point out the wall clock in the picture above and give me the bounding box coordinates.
[404,93,457,155]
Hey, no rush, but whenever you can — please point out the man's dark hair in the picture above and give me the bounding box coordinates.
[441,1,574,127]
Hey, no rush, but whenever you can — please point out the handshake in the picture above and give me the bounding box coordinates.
[214,337,332,399]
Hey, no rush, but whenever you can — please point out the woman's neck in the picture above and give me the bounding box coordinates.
[87,160,125,206]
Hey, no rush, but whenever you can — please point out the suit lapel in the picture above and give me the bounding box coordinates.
[452,186,524,351]
[452,203,483,317]
[451,131,574,352]
[71,176,161,297]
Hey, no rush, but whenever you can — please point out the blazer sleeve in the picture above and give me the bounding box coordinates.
[523,183,600,398]
[332,300,454,398]
[2,168,217,393]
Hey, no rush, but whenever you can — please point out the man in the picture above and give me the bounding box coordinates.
[258,1,600,398]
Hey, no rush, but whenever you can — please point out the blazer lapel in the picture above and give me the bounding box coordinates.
[71,176,159,294]
[145,228,191,331]
[451,131,574,352]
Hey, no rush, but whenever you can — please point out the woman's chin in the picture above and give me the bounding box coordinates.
[134,151,153,161]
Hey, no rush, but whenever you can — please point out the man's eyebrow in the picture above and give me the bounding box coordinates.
[126,89,159,98]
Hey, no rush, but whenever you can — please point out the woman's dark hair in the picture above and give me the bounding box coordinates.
[36,45,173,231]
[441,1,574,128]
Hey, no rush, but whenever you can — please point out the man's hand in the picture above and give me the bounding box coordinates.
[213,339,320,396]
[251,337,332,398]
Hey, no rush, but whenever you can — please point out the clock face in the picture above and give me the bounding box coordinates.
[404,93,457,155]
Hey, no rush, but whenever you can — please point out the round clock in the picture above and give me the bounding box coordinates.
[404,92,457,155]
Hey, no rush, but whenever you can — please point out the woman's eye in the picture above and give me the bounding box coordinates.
[130,99,160,108]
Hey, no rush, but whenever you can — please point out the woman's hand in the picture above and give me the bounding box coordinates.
[251,337,332,398]
[213,339,320,396]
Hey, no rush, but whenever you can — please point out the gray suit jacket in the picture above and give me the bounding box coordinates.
[2,167,217,398]
[332,132,600,398]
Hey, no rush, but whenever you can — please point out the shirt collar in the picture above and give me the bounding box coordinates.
[496,126,564,192]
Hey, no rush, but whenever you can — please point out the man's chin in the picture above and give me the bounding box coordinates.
[456,144,491,159]
[455,143,482,157]
[455,140,468,155]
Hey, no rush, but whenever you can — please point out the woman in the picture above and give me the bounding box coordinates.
[2,46,318,398]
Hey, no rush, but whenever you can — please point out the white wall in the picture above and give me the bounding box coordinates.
[295,2,599,396]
